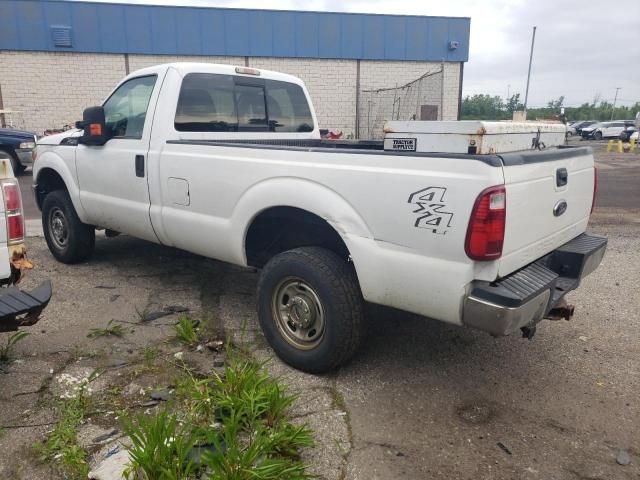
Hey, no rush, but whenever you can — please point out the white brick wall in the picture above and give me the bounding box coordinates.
[0,51,126,135]
[0,51,461,139]
[359,60,460,138]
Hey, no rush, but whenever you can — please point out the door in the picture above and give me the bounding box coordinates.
[498,149,595,276]
[76,75,160,242]
[420,105,438,120]
[609,122,624,137]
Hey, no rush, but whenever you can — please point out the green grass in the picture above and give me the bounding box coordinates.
[123,350,314,480]
[88,319,124,338]
[0,330,30,361]
[123,411,198,480]
[34,383,93,479]
[174,316,199,346]
[143,346,160,366]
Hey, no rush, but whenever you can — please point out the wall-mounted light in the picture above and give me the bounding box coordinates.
[449,40,459,50]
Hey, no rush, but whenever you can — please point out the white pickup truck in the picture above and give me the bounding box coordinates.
[34,63,606,373]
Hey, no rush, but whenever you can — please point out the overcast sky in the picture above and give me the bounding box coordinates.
[80,0,640,107]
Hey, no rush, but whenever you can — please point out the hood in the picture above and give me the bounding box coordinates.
[37,129,82,146]
[0,128,36,140]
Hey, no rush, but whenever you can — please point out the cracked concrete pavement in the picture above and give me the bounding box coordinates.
[2,145,639,479]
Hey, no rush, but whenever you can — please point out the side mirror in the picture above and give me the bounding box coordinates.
[76,106,109,146]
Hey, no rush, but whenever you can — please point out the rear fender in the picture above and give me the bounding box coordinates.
[232,177,372,265]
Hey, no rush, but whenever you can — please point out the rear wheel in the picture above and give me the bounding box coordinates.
[257,247,364,373]
[42,190,95,264]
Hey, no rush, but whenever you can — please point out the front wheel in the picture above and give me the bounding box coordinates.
[257,247,364,373]
[42,190,95,264]
[594,131,603,140]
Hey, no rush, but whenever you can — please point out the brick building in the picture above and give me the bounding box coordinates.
[0,1,470,138]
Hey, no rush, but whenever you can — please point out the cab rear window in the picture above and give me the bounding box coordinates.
[175,73,314,133]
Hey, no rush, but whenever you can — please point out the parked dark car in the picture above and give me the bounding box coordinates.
[0,128,37,174]
[619,122,637,141]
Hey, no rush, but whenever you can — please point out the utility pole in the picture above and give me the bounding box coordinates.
[507,84,511,100]
[523,26,537,116]
[610,87,621,120]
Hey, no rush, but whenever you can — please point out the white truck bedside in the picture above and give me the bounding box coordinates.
[33,63,606,373]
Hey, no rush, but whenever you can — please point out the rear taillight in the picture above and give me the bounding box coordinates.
[591,166,598,214]
[2,181,24,244]
[465,185,506,261]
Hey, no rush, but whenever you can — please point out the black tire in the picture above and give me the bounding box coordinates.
[42,190,95,264]
[594,131,602,140]
[257,247,364,373]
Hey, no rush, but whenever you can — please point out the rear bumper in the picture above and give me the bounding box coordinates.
[0,281,52,332]
[463,233,607,336]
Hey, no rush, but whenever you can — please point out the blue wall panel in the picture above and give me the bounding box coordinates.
[384,16,406,60]
[0,2,19,51]
[296,13,319,58]
[340,15,363,59]
[72,3,101,52]
[223,10,249,56]
[0,1,470,62]
[124,6,152,54]
[405,16,428,61]
[200,9,226,56]
[97,4,126,53]
[175,8,202,55]
[150,7,177,54]
[272,12,296,58]
[362,15,385,59]
[447,17,471,62]
[318,13,341,59]
[16,1,48,51]
[249,11,273,57]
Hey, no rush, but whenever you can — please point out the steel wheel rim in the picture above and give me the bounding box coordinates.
[271,277,325,350]
[48,207,69,249]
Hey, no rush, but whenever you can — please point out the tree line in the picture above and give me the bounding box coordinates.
[461,93,640,122]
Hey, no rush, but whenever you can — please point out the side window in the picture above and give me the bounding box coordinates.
[235,84,267,131]
[265,80,314,132]
[175,73,238,132]
[103,75,157,139]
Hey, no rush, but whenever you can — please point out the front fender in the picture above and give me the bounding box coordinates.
[33,150,87,222]
[231,177,373,264]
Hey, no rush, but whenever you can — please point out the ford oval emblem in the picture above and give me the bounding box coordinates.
[553,200,568,217]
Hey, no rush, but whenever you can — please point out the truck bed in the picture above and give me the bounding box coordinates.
[168,138,590,167]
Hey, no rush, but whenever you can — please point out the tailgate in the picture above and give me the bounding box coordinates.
[498,147,595,277]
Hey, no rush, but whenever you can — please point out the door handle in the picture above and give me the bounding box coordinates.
[556,168,568,187]
[135,155,145,178]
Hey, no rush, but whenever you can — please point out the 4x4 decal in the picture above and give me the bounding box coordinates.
[407,187,453,235]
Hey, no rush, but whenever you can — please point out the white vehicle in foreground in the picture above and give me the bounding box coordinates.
[33,63,606,373]
[0,153,51,332]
